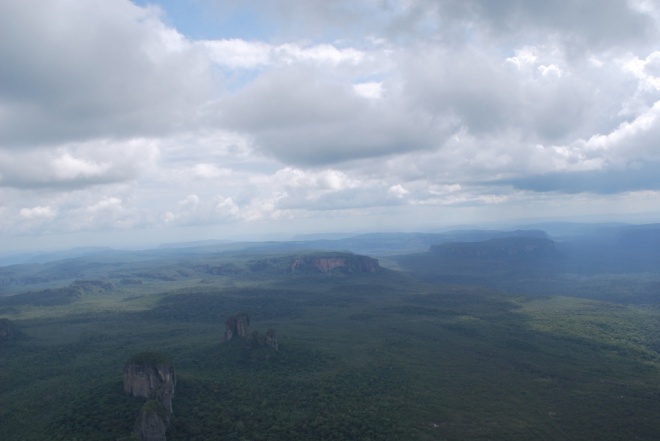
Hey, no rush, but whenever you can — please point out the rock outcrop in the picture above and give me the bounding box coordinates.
[290,254,380,274]
[123,352,176,414]
[264,328,278,351]
[224,312,250,341]
[133,400,169,441]
[0,318,14,339]
[223,313,279,352]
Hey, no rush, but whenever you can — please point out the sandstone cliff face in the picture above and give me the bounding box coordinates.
[290,254,380,273]
[224,312,250,341]
[133,400,169,441]
[123,353,176,414]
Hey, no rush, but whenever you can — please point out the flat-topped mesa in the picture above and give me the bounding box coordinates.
[224,312,250,341]
[290,254,380,274]
[431,237,556,259]
[123,352,176,414]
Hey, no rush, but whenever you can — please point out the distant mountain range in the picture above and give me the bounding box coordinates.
[3,222,660,300]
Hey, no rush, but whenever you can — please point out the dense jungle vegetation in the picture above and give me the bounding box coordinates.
[2,226,660,440]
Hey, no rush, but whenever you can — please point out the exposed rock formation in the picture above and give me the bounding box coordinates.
[0,318,14,339]
[264,328,278,351]
[123,352,176,414]
[133,400,169,441]
[223,313,279,353]
[290,254,380,273]
[247,328,279,351]
[224,312,250,341]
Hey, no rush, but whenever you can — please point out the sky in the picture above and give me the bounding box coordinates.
[2,0,660,251]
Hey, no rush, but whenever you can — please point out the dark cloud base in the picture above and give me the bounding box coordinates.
[495,163,660,194]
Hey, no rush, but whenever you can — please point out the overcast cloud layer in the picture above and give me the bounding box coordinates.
[2,0,660,250]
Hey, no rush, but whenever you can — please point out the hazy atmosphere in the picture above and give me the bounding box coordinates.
[6,4,660,439]
[3,0,660,250]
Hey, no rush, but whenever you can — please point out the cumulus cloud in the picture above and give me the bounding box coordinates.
[19,206,57,220]
[163,193,244,226]
[163,194,202,224]
[213,196,241,218]
[219,65,442,165]
[0,0,212,147]
[271,168,359,192]
[3,0,660,245]
[67,196,141,230]
[201,0,658,51]
[0,139,159,189]
[353,82,385,99]
[387,184,409,199]
[203,39,365,69]
[191,164,233,179]
[368,0,656,52]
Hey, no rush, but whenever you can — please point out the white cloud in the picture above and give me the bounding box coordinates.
[353,81,385,99]
[275,43,364,65]
[272,168,359,192]
[580,100,660,165]
[621,51,660,103]
[538,64,563,78]
[3,0,660,247]
[68,196,140,230]
[203,39,271,68]
[52,154,112,180]
[506,46,539,69]
[214,196,241,218]
[19,206,57,220]
[0,139,159,189]
[88,197,124,212]
[203,39,365,69]
[162,194,202,224]
[192,164,233,179]
[180,194,200,209]
[388,184,409,199]
[220,63,442,165]
[0,0,212,147]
